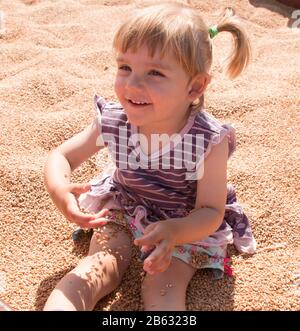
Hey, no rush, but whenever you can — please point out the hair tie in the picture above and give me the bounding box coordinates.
[209,25,219,39]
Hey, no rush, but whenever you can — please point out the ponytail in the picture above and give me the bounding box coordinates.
[214,8,251,79]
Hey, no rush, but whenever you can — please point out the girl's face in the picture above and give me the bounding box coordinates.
[114,45,197,134]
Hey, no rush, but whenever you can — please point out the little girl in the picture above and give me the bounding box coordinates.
[43,1,256,311]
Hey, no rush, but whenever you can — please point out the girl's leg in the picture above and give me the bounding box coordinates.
[43,223,132,311]
[141,257,196,311]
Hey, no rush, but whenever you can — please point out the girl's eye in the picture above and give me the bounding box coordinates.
[119,65,131,71]
[149,70,164,77]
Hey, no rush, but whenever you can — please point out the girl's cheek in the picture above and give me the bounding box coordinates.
[114,78,124,95]
[147,80,166,93]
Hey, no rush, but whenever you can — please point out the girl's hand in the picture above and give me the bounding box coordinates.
[51,183,109,229]
[134,220,178,275]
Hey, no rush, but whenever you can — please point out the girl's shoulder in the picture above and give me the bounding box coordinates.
[193,109,226,133]
[191,109,237,159]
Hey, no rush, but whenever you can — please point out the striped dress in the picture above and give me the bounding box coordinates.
[79,95,256,275]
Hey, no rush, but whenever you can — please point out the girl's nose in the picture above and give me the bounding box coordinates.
[126,74,144,90]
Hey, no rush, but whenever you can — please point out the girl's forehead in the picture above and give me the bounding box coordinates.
[116,46,178,68]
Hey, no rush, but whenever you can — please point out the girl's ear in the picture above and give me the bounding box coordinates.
[188,73,211,101]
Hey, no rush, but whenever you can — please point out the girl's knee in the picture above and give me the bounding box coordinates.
[78,252,124,293]
[44,223,133,311]
[44,250,128,311]
[89,224,132,276]
[141,258,196,311]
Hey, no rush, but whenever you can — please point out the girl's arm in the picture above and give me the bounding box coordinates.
[171,135,229,245]
[44,118,103,195]
[44,119,108,228]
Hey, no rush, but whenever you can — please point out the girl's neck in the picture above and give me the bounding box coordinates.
[137,107,192,156]
[138,106,192,137]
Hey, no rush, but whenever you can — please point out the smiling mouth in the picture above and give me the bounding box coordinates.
[128,99,152,107]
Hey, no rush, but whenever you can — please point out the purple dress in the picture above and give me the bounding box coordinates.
[78,95,256,278]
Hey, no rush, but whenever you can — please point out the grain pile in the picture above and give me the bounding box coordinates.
[0,0,299,310]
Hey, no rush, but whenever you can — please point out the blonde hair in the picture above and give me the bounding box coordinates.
[215,7,251,79]
[113,1,251,103]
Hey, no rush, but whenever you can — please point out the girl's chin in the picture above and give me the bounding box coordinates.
[126,116,148,127]
[124,110,152,126]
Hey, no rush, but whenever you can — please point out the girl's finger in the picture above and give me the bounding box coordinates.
[134,223,158,247]
[140,246,156,261]
[76,218,108,229]
[67,203,105,223]
[144,241,171,270]
[145,252,172,275]
[91,208,110,219]
[134,229,160,247]
[69,209,99,222]
[145,240,169,264]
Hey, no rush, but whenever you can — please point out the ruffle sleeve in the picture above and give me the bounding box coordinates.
[93,94,128,148]
[93,94,106,135]
[194,110,237,160]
